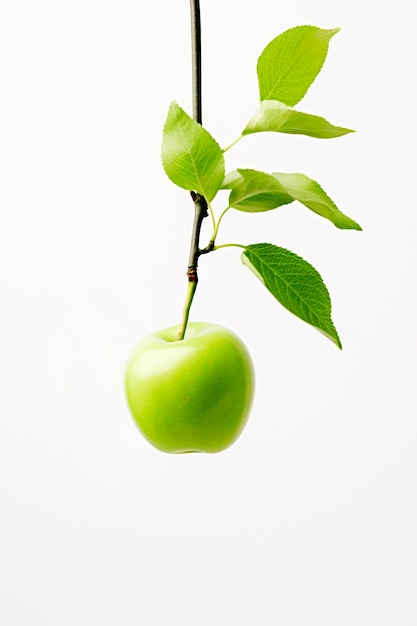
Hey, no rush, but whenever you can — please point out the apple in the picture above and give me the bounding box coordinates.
[125,322,255,453]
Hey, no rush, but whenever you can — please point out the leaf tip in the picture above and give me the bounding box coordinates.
[328,27,341,38]
[167,99,179,114]
[317,326,342,349]
[341,217,362,231]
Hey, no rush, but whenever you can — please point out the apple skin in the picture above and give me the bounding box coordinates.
[125,322,255,453]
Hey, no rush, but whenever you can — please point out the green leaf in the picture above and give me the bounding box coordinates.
[257,25,339,106]
[272,172,362,230]
[161,101,225,202]
[226,169,293,212]
[223,169,361,230]
[241,243,342,348]
[221,170,242,190]
[243,100,354,139]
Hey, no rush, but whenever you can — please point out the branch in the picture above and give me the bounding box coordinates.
[189,0,202,124]
[177,1,213,340]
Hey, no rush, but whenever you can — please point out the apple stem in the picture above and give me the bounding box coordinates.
[177,192,214,340]
[177,280,197,341]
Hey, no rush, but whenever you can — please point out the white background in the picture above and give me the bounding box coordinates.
[1,0,416,624]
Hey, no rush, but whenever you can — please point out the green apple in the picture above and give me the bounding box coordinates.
[125,322,254,453]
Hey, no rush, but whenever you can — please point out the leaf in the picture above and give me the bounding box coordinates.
[221,170,242,190]
[226,169,293,212]
[241,243,342,348]
[161,101,225,202]
[272,172,362,230]
[243,100,353,139]
[257,25,339,106]
[223,169,361,230]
